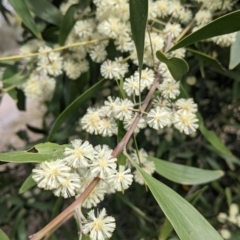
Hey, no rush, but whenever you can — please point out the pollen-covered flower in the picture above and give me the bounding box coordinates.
[134,68,155,90]
[147,107,172,130]
[90,145,117,179]
[101,96,121,117]
[98,117,117,136]
[163,23,182,39]
[89,45,107,63]
[100,60,122,79]
[158,78,180,99]
[175,98,198,113]
[154,0,169,18]
[32,159,71,190]
[81,108,102,134]
[152,97,171,110]
[108,166,133,191]
[211,33,237,47]
[173,111,198,135]
[63,59,81,80]
[123,75,141,96]
[53,173,81,198]
[82,208,116,240]
[98,17,128,39]
[74,19,94,39]
[63,139,94,168]
[195,10,212,26]
[114,99,134,120]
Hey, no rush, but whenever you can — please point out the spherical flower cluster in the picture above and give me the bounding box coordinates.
[217,203,240,239]
[32,140,134,202]
[82,208,116,240]
[211,33,237,47]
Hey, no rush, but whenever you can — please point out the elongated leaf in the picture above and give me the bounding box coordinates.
[0,142,66,163]
[197,113,240,167]
[19,174,36,193]
[186,48,224,71]
[48,79,107,141]
[8,0,41,38]
[169,10,240,52]
[0,151,50,163]
[2,73,27,85]
[25,0,62,27]
[0,229,10,240]
[59,0,91,45]
[156,50,189,80]
[129,0,148,74]
[130,160,223,240]
[229,31,240,69]
[160,186,208,240]
[149,156,224,185]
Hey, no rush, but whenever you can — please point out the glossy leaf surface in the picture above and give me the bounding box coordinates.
[169,10,240,51]
[156,50,189,80]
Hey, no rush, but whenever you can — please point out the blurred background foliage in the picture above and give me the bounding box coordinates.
[0,0,240,239]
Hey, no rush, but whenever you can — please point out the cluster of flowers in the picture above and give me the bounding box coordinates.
[32,139,155,239]
[17,0,237,102]
[217,203,240,239]
[80,62,198,135]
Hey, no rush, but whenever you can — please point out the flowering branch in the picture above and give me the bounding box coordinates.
[0,38,108,62]
[29,72,162,240]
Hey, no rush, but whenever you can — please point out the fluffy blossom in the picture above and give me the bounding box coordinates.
[147,107,172,130]
[82,208,116,240]
[63,139,94,168]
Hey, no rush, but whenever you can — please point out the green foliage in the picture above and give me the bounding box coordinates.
[156,50,189,80]
[47,78,107,141]
[25,0,62,27]
[229,31,240,69]
[149,156,224,185]
[19,175,36,194]
[0,143,67,163]
[129,0,148,74]
[130,159,223,240]
[186,48,224,71]
[0,229,10,240]
[59,0,91,45]
[170,9,240,51]
[8,0,41,38]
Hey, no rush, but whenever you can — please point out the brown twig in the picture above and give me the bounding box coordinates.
[30,48,165,240]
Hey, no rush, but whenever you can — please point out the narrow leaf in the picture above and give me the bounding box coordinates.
[129,0,148,73]
[0,151,51,163]
[0,229,10,240]
[186,48,224,71]
[149,156,224,185]
[25,0,62,27]
[19,174,36,193]
[229,31,240,69]
[156,50,189,80]
[2,73,27,85]
[169,10,240,52]
[8,0,41,38]
[47,79,107,141]
[0,142,66,163]
[197,113,240,167]
[130,160,223,240]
